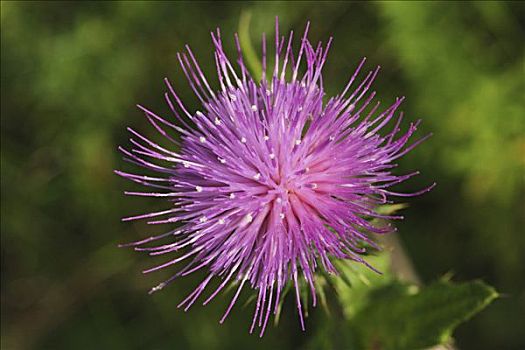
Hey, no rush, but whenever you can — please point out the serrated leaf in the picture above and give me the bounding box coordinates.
[352,279,498,350]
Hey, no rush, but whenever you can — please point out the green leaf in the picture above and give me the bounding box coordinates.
[331,252,393,319]
[352,279,498,350]
[309,249,497,350]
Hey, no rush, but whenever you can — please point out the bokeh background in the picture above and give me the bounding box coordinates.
[1,1,524,349]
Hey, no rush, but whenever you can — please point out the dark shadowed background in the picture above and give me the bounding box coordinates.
[1,1,524,349]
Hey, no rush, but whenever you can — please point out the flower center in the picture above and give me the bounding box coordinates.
[266,168,311,208]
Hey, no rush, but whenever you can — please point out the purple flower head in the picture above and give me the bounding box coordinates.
[117,20,434,336]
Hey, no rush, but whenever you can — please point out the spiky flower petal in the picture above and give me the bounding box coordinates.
[117,21,434,336]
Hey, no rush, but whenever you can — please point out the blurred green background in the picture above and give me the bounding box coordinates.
[1,1,524,349]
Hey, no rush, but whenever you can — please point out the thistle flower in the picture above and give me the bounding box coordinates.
[117,21,434,336]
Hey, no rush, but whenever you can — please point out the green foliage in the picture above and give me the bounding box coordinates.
[311,252,497,350]
[354,279,497,350]
[331,253,393,319]
[378,1,524,207]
